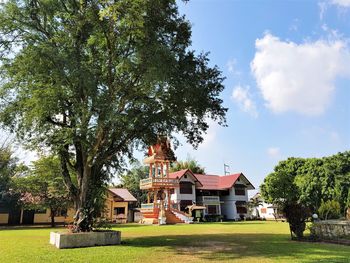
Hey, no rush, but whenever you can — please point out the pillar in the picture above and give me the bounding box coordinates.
[167,189,171,210]
[154,163,158,177]
[153,190,157,208]
[161,163,164,177]
[149,163,153,178]
[166,162,170,178]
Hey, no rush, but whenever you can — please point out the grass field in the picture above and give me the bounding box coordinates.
[0,221,349,263]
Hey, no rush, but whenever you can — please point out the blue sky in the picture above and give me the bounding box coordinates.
[2,0,350,195]
[171,0,350,194]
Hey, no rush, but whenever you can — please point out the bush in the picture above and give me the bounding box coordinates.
[318,200,341,220]
[204,214,223,222]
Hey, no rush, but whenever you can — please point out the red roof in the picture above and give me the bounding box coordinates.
[169,170,255,190]
[194,173,241,190]
[108,188,137,202]
[168,169,188,179]
[168,169,203,187]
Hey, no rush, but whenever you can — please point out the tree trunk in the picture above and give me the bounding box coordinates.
[72,164,93,232]
[50,209,56,228]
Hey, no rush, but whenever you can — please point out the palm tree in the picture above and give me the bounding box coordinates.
[248,198,263,218]
[170,157,205,174]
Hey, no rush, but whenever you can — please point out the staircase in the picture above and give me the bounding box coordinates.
[165,210,185,224]
[140,208,159,224]
[171,209,194,224]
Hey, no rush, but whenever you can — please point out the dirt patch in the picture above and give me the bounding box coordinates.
[176,240,245,255]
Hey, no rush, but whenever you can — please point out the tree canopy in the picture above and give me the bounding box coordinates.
[0,141,24,211]
[261,151,350,238]
[0,0,227,231]
[14,155,72,227]
[117,161,148,207]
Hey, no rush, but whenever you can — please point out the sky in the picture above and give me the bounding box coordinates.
[2,0,350,195]
[171,0,350,194]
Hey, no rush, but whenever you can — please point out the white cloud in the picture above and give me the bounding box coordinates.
[267,147,280,158]
[231,85,258,118]
[289,18,299,32]
[331,0,350,7]
[251,33,350,116]
[319,2,328,20]
[226,59,241,75]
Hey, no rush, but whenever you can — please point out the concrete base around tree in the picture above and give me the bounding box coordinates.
[49,231,121,249]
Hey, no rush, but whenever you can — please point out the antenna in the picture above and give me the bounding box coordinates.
[224,163,230,175]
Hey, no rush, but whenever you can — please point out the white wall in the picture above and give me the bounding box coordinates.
[220,185,249,220]
[257,202,276,220]
[170,175,196,205]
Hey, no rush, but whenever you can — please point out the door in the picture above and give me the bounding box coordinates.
[22,209,35,224]
[8,208,21,225]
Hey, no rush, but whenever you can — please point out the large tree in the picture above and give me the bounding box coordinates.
[261,151,350,239]
[0,0,227,231]
[261,157,308,239]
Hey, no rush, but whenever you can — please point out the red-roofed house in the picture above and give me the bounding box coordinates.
[168,169,255,220]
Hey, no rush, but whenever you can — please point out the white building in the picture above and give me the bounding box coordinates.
[168,169,255,220]
[249,193,282,220]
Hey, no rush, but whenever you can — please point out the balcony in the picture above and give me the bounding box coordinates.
[197,196,221,205]
[140,177,179,190]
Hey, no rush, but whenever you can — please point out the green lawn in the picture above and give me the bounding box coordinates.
[0,221,349,263]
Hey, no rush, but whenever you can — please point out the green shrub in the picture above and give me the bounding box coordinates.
[318,200,341,220]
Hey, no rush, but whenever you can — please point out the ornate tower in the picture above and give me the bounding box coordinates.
[140,137,178,224]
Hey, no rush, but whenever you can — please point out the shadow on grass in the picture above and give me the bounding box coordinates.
[0,221,275,231]
[121,233,350,263]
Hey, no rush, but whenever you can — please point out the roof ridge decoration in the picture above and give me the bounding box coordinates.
[144,137,176,164]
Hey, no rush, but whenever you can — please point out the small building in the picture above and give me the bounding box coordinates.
[105,188,137,223]
[249,193,283,220]
[0,206,74,225]
[0,188,137,225]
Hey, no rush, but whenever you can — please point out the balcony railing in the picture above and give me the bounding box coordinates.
[197,196,221,204]
[140,177,179,189]
[141,203,156,211]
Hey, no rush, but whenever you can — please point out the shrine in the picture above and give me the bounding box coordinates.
[140,137,189,224]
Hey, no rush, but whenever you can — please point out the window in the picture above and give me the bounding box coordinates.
[54,208,67,217]
[261,208,267,214]
[0,203,9,214]
[207,205,218,215]
[234,185,246,196]
[220,190,230,196]
[114,207,125,215]
[180,182,193,194]
[59,209,67,216]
